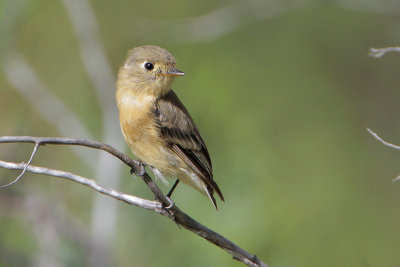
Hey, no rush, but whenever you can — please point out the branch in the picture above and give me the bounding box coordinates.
[0,160,162,212]
[367,128,400,150]
[369,47,400,58]
[367,128,400,182]
[0,142,39,188]
[0,136,268,267]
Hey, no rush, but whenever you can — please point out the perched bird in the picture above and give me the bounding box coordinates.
[116,45,224,209]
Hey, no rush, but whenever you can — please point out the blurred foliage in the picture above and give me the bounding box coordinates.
[2,0,400,266]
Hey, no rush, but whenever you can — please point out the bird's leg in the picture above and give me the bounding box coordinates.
[166,179,180,198]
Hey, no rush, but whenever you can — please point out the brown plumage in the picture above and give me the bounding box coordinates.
[116,45,223,209]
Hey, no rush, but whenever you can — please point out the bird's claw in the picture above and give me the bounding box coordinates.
[162,197,175,212]
[164,201,175,210]
[130,161,146,177]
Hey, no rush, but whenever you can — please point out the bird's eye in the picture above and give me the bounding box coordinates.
[144,62,154,71]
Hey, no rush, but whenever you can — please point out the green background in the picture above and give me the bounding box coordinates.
[1,0,400,266]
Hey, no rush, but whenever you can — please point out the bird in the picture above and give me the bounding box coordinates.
[116,45,224,209]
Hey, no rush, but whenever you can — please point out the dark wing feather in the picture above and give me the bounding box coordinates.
[154,90,224,201]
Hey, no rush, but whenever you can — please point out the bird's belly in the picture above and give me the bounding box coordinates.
[133,141,183,176]
[120,116,182,176]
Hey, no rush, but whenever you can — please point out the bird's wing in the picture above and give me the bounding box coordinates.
[154,90,224,202]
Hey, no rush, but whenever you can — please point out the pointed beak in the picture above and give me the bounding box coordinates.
[165,68,185,77]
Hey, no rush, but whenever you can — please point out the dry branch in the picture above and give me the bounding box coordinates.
[369,47,400,58]
[367,128,400,150]
[0,136,268,267]
[367,128,400,182]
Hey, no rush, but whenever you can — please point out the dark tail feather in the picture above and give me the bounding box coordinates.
[209,179,224,202]
[205,185,219,211]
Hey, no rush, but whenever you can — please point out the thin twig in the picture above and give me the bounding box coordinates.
[0,136,268,267]
[367,128,400,182]
[0,142,39,188]
[369,47,400,58]
[392,175,400,182]
[0,160,163,212]
[0,136,172,207]
[367,128,400,150]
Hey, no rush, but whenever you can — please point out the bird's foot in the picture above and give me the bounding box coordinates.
[161,196,176,215]
[130,161,146,177]
[164,199,175,210]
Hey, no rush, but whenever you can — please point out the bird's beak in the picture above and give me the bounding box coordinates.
[165,68,185,77]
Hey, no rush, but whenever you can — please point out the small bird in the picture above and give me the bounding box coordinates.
[116,45,224,209]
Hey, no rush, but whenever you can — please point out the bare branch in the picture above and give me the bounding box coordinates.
[0,160,163,212]
[367,128,400,150]
[0,136,268,267]
[367,128,400,182]
[369,47,400,58]
[392,175,400,182]
[0,142,39,188]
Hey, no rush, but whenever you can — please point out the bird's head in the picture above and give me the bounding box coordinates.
[119,45,185,96]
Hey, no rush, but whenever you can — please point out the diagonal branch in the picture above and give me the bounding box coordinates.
[367,128,400,182]
[0,136,268,267]
[367,128,400,150]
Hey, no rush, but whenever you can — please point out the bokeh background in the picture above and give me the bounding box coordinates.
[1,0,400,266]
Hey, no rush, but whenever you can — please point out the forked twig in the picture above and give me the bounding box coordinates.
[0,136,268,267]
[0,142,39,188]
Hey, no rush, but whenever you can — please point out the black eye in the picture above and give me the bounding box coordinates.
[144,62,154,71]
